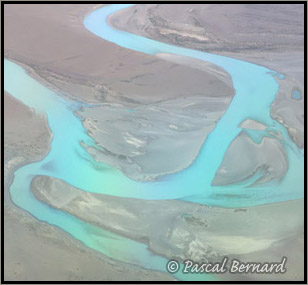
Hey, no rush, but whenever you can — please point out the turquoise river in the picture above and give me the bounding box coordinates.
[4,4,304,281]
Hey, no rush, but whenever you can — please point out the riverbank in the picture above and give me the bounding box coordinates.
[110,4,304,149]
[4,90,174,281]
[4,4,234,105]
[4,3,236,181]
[4,207,174,281]
[31,175,304,281]
[4,91,52,205]
[4,3,304,282]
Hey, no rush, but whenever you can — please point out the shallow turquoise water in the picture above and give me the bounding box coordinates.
[292,89,302,100]
[82,4,303,206]
[4,3,304,281]
[4,58,215,281]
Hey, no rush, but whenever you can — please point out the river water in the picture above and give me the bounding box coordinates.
[4,4,304,281]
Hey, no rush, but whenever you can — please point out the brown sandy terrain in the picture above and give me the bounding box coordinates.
[111,4,304,149]
[4,207,174,281]
[4,3,304,282]
[212,131,287,186]
[77,94,232,181]
[4,4,236,181]
[83,4,304,183]
[3,4,232,281]
[31,176,304,281]
[4,4,237,182]
[110,4,304,54]
[4,92,50,160]
[4,4,233,104]
[3,92,173,281]
[4,92,51,204]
